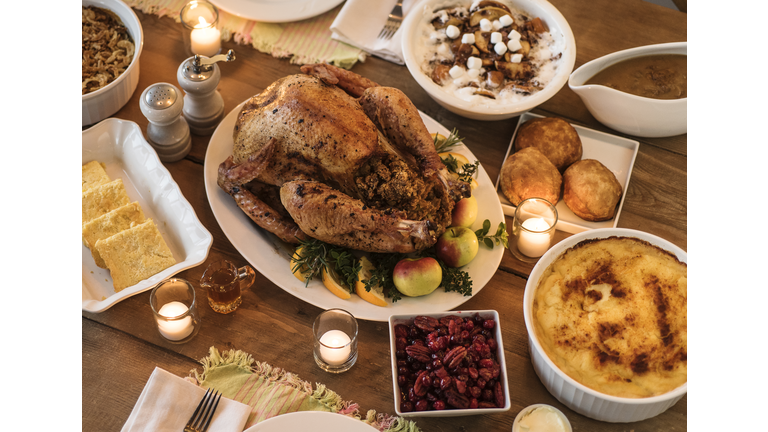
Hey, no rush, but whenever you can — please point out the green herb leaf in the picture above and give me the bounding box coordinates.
[476,220,509,250]
[291,238,359,291]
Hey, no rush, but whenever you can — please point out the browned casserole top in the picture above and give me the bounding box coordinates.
[532,236,687,398]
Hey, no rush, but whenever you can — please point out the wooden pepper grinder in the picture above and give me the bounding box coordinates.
[139,83,192,162]
[176,49,236,135]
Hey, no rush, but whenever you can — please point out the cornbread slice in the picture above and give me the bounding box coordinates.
[82,179,131,224]
[82,160,111,191]
[95,219,176,292]
[82,202,146,268]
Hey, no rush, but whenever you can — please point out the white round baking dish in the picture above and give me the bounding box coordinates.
[523,228,687,422]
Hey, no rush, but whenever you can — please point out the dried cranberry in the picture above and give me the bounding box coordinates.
[400,401,413,412]
[415,400,429,411]
[433,400,447,410]
[483,319,496,330]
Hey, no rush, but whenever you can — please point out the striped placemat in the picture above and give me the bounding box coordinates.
[124,0,366,68]
[191,347,422,431]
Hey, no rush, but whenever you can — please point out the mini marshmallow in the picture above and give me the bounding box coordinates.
[499,14,514,27]
[510,53,523,63]
[479,18,492,32]
[436,42,452,58]
[461,33,475,45]
[494,41,508,55]
[449,65,465,78]
[507,38,523,52]
[445,25,460,39]
[492,20,503,30]
[508,29,522,41]
[467,68,480,79]
[490,32,502,44]
[466,56,482,70]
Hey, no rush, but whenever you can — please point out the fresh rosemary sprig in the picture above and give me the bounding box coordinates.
[475,220,509,250]
[433,128,464,153]
[291,238,360,290]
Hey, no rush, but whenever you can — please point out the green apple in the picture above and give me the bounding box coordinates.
[450,195,478,228]
[435,226,479,267]
[392,257,443,297]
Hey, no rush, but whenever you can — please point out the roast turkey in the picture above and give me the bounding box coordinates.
[217,64,471,253]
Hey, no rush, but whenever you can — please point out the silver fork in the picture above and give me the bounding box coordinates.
[184,388,222,432]
[377,1,404,41]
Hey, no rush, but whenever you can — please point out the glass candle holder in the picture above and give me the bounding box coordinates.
[511,198,558,262]
[150,278,201,344]
[180,1,221,57]
[313,309,358,373]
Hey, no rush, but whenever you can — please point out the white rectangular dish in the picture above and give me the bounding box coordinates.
[82,118,213,313]
[495,112,639,234]
[389,310,511,417]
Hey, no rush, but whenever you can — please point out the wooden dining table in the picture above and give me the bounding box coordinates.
[82,0,687,430]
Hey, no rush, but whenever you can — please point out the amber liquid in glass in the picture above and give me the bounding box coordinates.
[205,268,241,313]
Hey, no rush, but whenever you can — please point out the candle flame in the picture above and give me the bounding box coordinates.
[195,16,210,28]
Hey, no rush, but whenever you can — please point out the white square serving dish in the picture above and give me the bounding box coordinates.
[389,310,511,417]
[82,118,212,313]
[495,112,639,234]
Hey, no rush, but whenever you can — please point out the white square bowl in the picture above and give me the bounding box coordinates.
[388,310,511,417]
[82,118,213,313]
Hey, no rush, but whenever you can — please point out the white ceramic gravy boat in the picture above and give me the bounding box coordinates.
[568,42,686,138]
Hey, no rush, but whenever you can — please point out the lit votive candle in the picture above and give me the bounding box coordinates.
[157,301,194,341]
[518,217,552,257]
[318,330,352,365]
[191,17,221,57]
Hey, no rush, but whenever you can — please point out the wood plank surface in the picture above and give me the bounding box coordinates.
[83,1,688,430]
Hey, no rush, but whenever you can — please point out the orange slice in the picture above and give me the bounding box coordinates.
[355,257,387,307]
[291,246,311,283]
[321,266,352,300]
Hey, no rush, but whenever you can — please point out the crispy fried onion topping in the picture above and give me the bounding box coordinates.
[82,6,135,95]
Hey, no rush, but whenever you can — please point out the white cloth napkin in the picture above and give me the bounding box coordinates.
[330,0,419,64]
[121,367,251,432]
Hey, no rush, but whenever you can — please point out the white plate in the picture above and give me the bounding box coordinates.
[204,101,505,322]
[244,411,377,432]
[209,0,343,23]
[494,112,639,234]
[82,119,213,313]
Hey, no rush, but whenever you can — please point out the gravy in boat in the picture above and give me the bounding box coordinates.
[586,54,686,100]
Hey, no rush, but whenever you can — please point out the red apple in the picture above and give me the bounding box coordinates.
[451,195,478,228]
[435,226,479,267]
[392,257,443,297]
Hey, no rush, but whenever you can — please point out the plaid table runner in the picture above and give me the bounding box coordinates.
[189,347,421,431]
[124,0,365,68]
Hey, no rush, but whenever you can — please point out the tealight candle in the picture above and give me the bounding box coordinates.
[318,330,352,365]
[191,17,221,57]
[180,1,221,57]
[313,309,358,373]
[150,278,201,344]
[518,217,552,257]
[156,301,194,341]
[511,198,558,263]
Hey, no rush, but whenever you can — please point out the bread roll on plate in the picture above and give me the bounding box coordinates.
[563,159,622,221]
[514,117,582,172]
[500,147,562,206]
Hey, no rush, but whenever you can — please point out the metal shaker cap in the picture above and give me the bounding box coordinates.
[143,84,178,110]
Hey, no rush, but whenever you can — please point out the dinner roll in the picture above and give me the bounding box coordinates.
[563,159,622,221]
[500,147,562,206]
[514,117,582,171]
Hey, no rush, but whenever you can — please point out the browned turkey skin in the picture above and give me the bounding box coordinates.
[218,64,470,253]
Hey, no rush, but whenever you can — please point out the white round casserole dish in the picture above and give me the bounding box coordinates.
[400,0,576,121]
[82,0,144,126]
[522,228,687,422]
